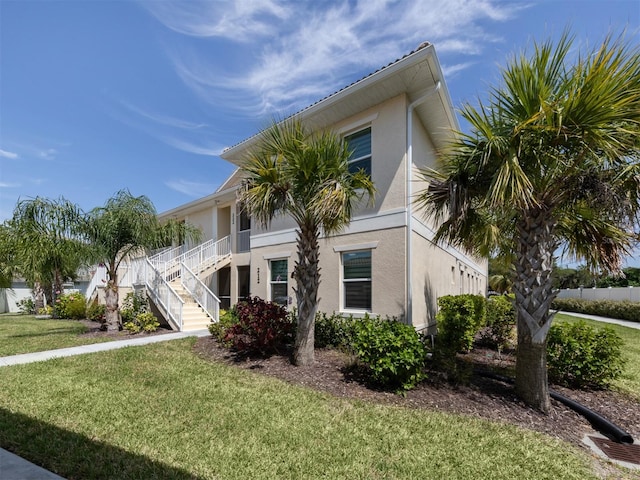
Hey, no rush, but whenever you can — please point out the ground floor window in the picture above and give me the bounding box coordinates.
[237,265,250,300]
[270,259,288,306]
[343,250,372,310]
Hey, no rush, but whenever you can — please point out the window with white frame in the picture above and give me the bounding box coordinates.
[343,250,372,310]
[344,127,371,176]
[270,259,288,306]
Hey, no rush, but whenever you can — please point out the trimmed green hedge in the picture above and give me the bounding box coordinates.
[547,320,625,388]
[552,297,640,323]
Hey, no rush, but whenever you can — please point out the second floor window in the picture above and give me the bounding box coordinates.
[344,127,371,177]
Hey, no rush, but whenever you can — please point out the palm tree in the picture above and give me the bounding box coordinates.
[416,32,640,412]
[9,197,89,311]
[85,190,201,331]
[240,119,375,366]
[0,223,16,289]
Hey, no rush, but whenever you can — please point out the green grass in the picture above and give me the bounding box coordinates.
[554,313,640,400]
[0,339,597,480]
[0,314,112,356]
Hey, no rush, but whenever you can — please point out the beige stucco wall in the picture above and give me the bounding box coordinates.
[411,229,487,332]
[185,207,215,242]
[249,227,406,319]
[333,94,408,216]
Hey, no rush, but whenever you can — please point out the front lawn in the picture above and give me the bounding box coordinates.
[554,313,640,400]
[0,338,597,480]
[0,314,112,356]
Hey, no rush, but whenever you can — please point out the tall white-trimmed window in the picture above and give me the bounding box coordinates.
[344,127,371,176]
[270,259,288,306]
[343,250,372,311]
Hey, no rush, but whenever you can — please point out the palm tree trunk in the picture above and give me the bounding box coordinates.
[512,209,558,413]
[33,281,45,312]
[292,222,320,366]
[104,270,120,331]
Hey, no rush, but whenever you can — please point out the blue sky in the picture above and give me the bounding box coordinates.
[1,0,639,259]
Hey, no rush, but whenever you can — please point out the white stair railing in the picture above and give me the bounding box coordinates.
[85,265,108,301]
[153,236,232,282]
[131,257,184,330]
[181,263,220,322]
[148,244,184,265]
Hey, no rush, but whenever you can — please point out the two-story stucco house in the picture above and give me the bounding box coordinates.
[156,42,487,332]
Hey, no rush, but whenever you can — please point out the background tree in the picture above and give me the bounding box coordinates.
[240,119,375,366]
[488,256,513,293]
[0,223,17,289]
[416,32,640,412]
[9,197,89,311]
[85,190,201,331]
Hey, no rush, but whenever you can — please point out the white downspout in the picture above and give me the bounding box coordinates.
[406,81,441,325]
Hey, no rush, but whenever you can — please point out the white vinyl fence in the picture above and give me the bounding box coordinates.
[557,286,640,303]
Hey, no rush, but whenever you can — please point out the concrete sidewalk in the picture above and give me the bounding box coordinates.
[559,311,640,330]
[0,329,210,367]
[0,329,209,479]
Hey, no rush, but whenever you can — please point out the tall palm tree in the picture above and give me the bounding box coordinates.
[416,32,640,412]
[9,197,89,311]
[85,190,201,331]
[240,119,375,366]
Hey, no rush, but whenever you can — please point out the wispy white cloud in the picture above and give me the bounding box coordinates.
[147,0,525,115]
[0,182,20,188]
[0,149,18,159]
[118,100,208,130]
[161,137,223,156]
[39,148,58,160]
[442,62,477,78]
[108,97,224,156]
[165,179,217,197]
[140,0,291,41]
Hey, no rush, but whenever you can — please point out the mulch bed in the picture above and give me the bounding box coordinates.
[191,337,640,456]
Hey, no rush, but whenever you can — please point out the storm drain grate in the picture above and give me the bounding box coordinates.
[589,436,640,465]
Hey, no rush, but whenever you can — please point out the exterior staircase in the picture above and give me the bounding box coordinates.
[124,235,232,331]
[169,281,214,331]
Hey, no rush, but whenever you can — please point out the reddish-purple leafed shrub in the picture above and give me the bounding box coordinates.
[224,297,293,355]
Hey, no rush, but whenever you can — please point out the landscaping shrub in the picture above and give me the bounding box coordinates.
[54,292,87,319]
[120,291,150,323]
[37,306,54,316]
[552,297,640,323]
[124,312,160,334]
[314,312,357,349]
[351,316,427,391]
[208,308,239,345]
[16,298,36,315]
[479,295,516,351]
[223,297,293,355]
[436,294,486,353]
[547,320,626,389]
[86,302,106,322]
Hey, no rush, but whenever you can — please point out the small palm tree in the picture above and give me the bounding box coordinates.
[416,32,640,412]
[9,197,89,311]
[85,190,201,331]
[240,119,375,366]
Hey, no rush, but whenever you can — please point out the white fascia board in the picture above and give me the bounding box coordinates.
[250,208,407,249]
